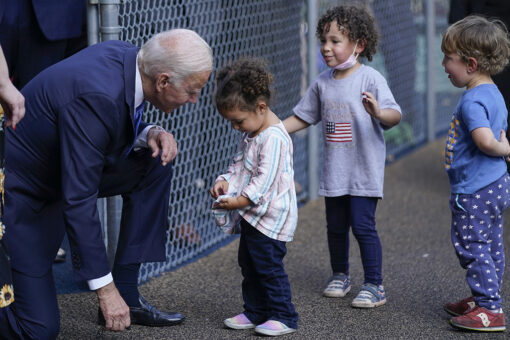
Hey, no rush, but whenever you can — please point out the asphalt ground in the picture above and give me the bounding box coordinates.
[57,138,510,339]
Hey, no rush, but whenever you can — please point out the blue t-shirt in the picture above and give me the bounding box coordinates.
[445,84,508,194]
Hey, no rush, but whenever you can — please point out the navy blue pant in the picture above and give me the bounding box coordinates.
[0,0,87,89]
[325,196,382,285]
[238,219,298,329]
[450,174,510,310]
[0,151,172,339]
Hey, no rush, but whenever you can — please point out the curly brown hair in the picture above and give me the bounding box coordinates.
[442,15,510,75]
[215,57,274,112]
[316,5,378,61]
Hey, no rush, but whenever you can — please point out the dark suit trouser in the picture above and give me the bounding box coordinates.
[0,0,87,89]
[0,151,172,340]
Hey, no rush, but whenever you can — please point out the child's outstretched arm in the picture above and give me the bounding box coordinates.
[283,115,310,134]
[472,128,510,159]
[362,91,401,128]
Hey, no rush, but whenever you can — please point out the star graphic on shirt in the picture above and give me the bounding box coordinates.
[480,253,485,257]
[476,283,481,287]
[498,184,503,189]
[476,195,481,199]
[496,251,500,255]
[473,205,478,209]
[479,245,483,249]
[486,200,491,205]
[497,195,502,199]
[470,215,475,219]
[454,242,460,247]
[483,210,489,214]
[465,245,470,249]
[473,274,477,277]
[462,225,467,230]
[487,269,491,273]
[488,189,493,194]
[488,278,493,282]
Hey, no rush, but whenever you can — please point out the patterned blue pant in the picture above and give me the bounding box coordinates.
[450,174,510,310]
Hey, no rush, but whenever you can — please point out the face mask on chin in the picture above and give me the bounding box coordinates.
[334,41,359,71]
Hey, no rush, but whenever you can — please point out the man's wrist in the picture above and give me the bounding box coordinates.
[148,126,166,138]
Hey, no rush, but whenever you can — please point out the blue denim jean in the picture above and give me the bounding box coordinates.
[238,219,298,329]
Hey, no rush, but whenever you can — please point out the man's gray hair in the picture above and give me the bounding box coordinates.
[138,29,213,86]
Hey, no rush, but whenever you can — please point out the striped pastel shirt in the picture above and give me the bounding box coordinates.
[216,121,297,242]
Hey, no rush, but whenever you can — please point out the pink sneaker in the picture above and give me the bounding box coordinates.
[224,313,255,330]
[255,320,297,336]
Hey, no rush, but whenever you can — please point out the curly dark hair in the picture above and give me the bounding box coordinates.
[316,5,378,61]
[215,57,274,112]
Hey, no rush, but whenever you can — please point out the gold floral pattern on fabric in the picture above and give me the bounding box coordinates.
[0,222,4,241]
[0,168,4,206]
[0,284,14,307]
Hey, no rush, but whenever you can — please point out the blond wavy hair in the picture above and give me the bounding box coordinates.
[442,15,510,75]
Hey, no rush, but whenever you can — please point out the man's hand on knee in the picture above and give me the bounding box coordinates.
[96,282,131,331]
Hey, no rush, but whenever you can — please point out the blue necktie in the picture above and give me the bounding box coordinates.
[127,101,145,155]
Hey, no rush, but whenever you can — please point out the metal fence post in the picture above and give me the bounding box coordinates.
[87,0,100,46]
[307,0,319,200]
[426,0,436,141]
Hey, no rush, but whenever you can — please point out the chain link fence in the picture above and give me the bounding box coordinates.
[114,0,306,282]
[88,0,461,283]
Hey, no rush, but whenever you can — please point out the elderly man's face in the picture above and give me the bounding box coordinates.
[152,70,211,113]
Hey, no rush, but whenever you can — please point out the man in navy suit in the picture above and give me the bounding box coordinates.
[0,0,87,90]
[0,29,212,339]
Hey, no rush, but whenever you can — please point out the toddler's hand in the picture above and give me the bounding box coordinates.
[210,180,228,199]
[362,91,381,119]
[499,129,510,162]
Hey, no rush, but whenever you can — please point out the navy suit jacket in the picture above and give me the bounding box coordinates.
[5,40,148,281]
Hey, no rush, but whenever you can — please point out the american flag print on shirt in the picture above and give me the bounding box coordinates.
[325,121,352,143]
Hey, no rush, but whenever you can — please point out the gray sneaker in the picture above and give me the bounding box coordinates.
[351,283,387,308]
[323,273,351,298]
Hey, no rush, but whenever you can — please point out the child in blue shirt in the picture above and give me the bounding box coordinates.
[441,15,510,332]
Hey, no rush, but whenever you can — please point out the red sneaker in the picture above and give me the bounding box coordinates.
[450,306,506,332]
[444,296,475,316]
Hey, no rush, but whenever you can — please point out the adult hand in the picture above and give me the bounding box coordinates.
[210,180,229,199]
[0,81,25,128]
[96,282,131,331]
[147,126,178,166]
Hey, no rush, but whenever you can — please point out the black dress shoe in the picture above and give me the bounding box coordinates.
[98,295,184,327]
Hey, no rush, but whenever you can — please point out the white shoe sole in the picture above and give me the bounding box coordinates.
[254,326,297,336]
[224,319,255,330]
[351,297,387,308]
[450,319,506,332]
[323,285,351,298]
